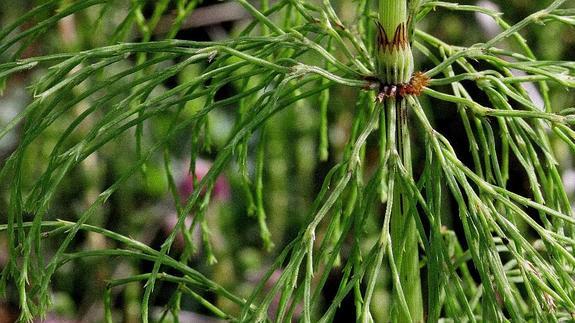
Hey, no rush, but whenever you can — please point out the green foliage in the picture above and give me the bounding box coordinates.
[1,0,575,322]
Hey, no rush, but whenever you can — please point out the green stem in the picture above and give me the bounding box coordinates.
[388,98,423,322]
[376,0,413,84]
[378,0,422,320]
[379,0,408,35]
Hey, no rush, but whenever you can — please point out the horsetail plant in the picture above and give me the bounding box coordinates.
[1,0,575,322]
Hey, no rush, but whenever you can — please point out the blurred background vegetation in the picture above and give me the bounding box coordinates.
[0,0,574,322]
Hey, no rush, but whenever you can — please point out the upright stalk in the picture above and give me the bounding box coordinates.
[377,0,413,85]
[377,0,423,322]
[392,98,423,322]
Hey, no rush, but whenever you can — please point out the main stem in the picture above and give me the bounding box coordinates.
[378,0,423,322]
[391,98,423,322]
[377,0,413,85]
